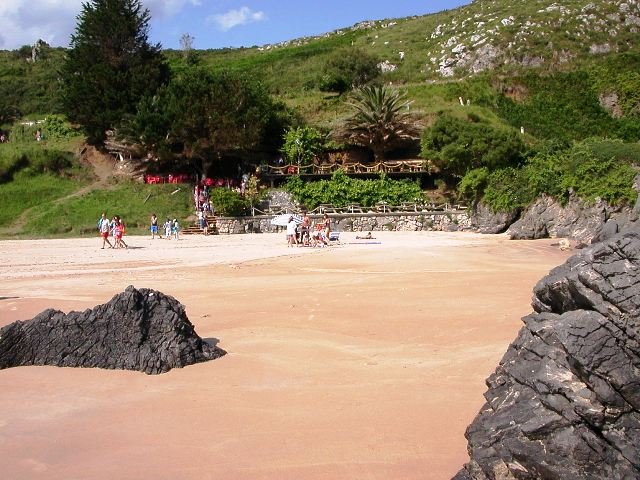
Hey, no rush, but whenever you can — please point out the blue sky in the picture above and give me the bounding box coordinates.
[0,1,471,51]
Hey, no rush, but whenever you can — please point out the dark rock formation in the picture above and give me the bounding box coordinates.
[506,194,608,243]
[466,202,519,234]
[0,286,225,375]
[455,233,640,480]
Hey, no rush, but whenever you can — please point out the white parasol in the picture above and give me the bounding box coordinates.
[271,213,303,227]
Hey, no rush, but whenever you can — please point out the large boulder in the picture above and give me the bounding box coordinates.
[0,286,225,375]
[455,233,640,479]
[506,194,608,243]
[466,202,519,234]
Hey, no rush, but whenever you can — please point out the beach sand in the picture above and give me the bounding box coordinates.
[0,231,571,480]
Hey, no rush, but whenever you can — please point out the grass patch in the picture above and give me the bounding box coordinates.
[0,171,83,228]
[20,180,194,237]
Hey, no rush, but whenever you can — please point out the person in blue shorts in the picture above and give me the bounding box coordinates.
[150,213,161,239]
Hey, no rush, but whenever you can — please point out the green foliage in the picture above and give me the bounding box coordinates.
[0,145,73,182]
[208,187,247,216]
[19,180,193,237]
[0,170,82,228]
[0,48,65,120]
[560,143,637,205]
[127,67,280,172]
[494,71,639,141]
[284,170,422,210]
[319,48,380,94]
[457,167,489,202]
[60,0,169,144]
[344,85,419,161]
[41,115,80,139]
[421,114,525,177]
[281,126,325,166]
[482,167,530,212]
[479,138,639,212]
[590,53,640,118]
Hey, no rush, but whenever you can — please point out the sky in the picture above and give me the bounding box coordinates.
[0,0,471,51]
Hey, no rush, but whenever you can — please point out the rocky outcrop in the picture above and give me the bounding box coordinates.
[455,233,640,479]
[0,286,225,375]
[506,194,609,243]
[466,202,519,234]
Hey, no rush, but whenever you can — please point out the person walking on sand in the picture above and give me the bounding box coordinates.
[98,213,113,249]
[172,218,180,240]
[150,213,161,239]
[286,216,298,247]
[164,217,172,239]
[118,217,129,248]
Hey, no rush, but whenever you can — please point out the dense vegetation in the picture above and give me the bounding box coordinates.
[1,0,639,237]
[285,170,423,211]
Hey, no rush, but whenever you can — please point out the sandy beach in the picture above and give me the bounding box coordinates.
[0,231,571,480]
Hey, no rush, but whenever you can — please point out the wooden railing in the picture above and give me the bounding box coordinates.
[263,160,426,175]
[252,201,466,216]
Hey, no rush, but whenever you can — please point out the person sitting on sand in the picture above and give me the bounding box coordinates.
[310,222,328,247]
[356,232,375,240]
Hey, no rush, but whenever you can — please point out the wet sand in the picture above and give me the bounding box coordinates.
[0,231,571,479]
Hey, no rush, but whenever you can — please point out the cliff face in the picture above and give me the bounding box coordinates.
[0,286,225,375]
[455,233,640,479]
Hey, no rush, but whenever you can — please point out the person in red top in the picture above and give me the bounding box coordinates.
[98,212,113,249]
[112,216,128,249]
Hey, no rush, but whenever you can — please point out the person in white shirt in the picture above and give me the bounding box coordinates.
[286,217,298,247]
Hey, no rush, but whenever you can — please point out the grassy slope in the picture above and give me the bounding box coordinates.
[0,0,639,237]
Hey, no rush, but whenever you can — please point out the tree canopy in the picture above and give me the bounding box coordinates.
[60,0,169,145]
[421,114,525,177]
[127,67,283,174]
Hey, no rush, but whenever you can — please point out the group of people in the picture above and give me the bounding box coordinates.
[287,212,331,247]
[98,213,128,249]
[150,213,180,240]
[194,184,214,214]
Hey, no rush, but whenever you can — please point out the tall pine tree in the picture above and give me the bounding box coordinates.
[60,0,169,145]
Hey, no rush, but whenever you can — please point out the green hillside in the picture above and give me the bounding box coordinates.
[0,0,639,237]
[2,0,639,133]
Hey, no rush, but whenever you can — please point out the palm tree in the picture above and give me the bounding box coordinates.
[343,85,420,161]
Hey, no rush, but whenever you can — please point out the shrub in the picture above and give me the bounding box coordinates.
[421,114,525,177]
[482,167,529,212]
[284,170,422,210]
[458,167,489,203]
[208,187,247,216]
[561,144,637,205]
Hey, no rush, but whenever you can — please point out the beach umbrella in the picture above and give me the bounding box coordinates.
[271,214,302,226]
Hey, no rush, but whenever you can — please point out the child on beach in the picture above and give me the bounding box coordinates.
[164,218,172,239]
[172,219,180,240]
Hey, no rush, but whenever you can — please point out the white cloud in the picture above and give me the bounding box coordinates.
[0,0,200,49]
[207,6,266,32]
[0,0,82,49]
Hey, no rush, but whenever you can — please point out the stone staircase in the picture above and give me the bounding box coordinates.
[181,214,217,235]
